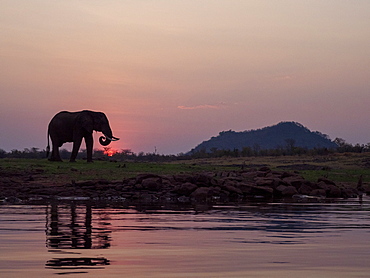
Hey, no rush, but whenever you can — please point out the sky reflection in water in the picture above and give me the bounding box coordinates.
[0,198,370,277]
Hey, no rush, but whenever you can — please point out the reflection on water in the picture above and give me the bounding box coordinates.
[46,257,109,268]
[1,197,370,277]
[45,203,112,273]
[46,203,111,249]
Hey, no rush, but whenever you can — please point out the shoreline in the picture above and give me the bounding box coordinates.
[1,166,367,205]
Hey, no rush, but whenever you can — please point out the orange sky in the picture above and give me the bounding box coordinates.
[1,1,370,154]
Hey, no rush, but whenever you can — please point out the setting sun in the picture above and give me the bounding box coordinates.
[103,147,117,157]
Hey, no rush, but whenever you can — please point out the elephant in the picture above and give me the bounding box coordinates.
[46,110,119,162]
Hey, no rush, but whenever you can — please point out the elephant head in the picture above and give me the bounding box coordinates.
[79,110,120,146]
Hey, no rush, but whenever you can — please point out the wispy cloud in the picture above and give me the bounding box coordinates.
[273,75,294,81]
[177,103,227,110]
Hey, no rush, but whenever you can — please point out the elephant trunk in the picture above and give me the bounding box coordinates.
[99,136,111,146]
[99,127,119,146]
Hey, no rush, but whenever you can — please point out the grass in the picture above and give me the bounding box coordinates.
[1,152,370,186]
[0,158,228,183]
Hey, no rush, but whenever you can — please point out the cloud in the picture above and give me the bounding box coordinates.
[177,103,227,110]
[273,75,294,81]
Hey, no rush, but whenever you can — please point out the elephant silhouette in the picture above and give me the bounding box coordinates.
[46,110,119,162]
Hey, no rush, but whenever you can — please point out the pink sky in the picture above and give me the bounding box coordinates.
[1,1,370,154]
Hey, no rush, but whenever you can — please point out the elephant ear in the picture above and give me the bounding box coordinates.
[76,111,94,134]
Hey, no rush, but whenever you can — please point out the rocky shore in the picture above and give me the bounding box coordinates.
[1,166,366,204]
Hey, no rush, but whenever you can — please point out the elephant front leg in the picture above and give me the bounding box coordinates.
[70,137,83,162]
[85,134,94,163]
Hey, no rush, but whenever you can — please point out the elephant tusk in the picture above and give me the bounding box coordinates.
[103,135,120,141]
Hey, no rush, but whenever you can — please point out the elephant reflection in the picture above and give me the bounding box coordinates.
[45,203,111,271]
[46,203,111,249]
[46,110,119,162]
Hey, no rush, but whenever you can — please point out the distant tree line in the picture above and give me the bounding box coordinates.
[0,147,179,162]
[0,138,369,160]
[189,138,370,159]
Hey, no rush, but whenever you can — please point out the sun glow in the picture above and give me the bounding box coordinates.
[103,147,117,157]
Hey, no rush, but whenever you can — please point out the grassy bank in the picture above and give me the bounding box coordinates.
[1,152,370,186]
[0,158,228,184]
[172,152,370,184]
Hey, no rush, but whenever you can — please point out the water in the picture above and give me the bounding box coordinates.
[1,198,370,278]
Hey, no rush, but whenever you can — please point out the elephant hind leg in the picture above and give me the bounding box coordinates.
[49,156,63,162]
[49,149,63,162]
[49,141,63,162]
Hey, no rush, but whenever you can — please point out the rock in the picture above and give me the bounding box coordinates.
[162,178,174,188]
[317,177,336,186]
[281,186,298,196]
[316,181,328,190]
[241,171,259,179]
[210,177,221,187]
[326,184,342,198]
[73,180,96,187]
[222,179,238,187]
[316,181,341,197]
[275,184,298,196]
[218,190,230,201]
[298,184,314,195]
[282,176,305,188]
[126,178,136,186]
[238,182,253,194]
[311,189,327,197]
[135,183,143,190]
[220,177,242,186]
[259,166,271,172]
[175,182,198,196]
[97,179,111,185]
[136,173,162,183]
[249,185,274,197]
[254,177,279,187]
[276,184,287,193]
[227,172,238,178]
[255,171,268,177]
[209,186,222,196]
[173,174,194,183]
[190,187,211,201]
[342,188,358,198]
[223,184,243,195]
[141,177,162,191]
[193,173,213,186]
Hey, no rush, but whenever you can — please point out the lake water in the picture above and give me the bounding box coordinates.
[1,197,370,278]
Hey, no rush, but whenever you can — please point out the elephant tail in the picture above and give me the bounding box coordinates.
[46,127,50,158]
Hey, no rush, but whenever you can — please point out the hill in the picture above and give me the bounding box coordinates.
[189,121,338,153]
